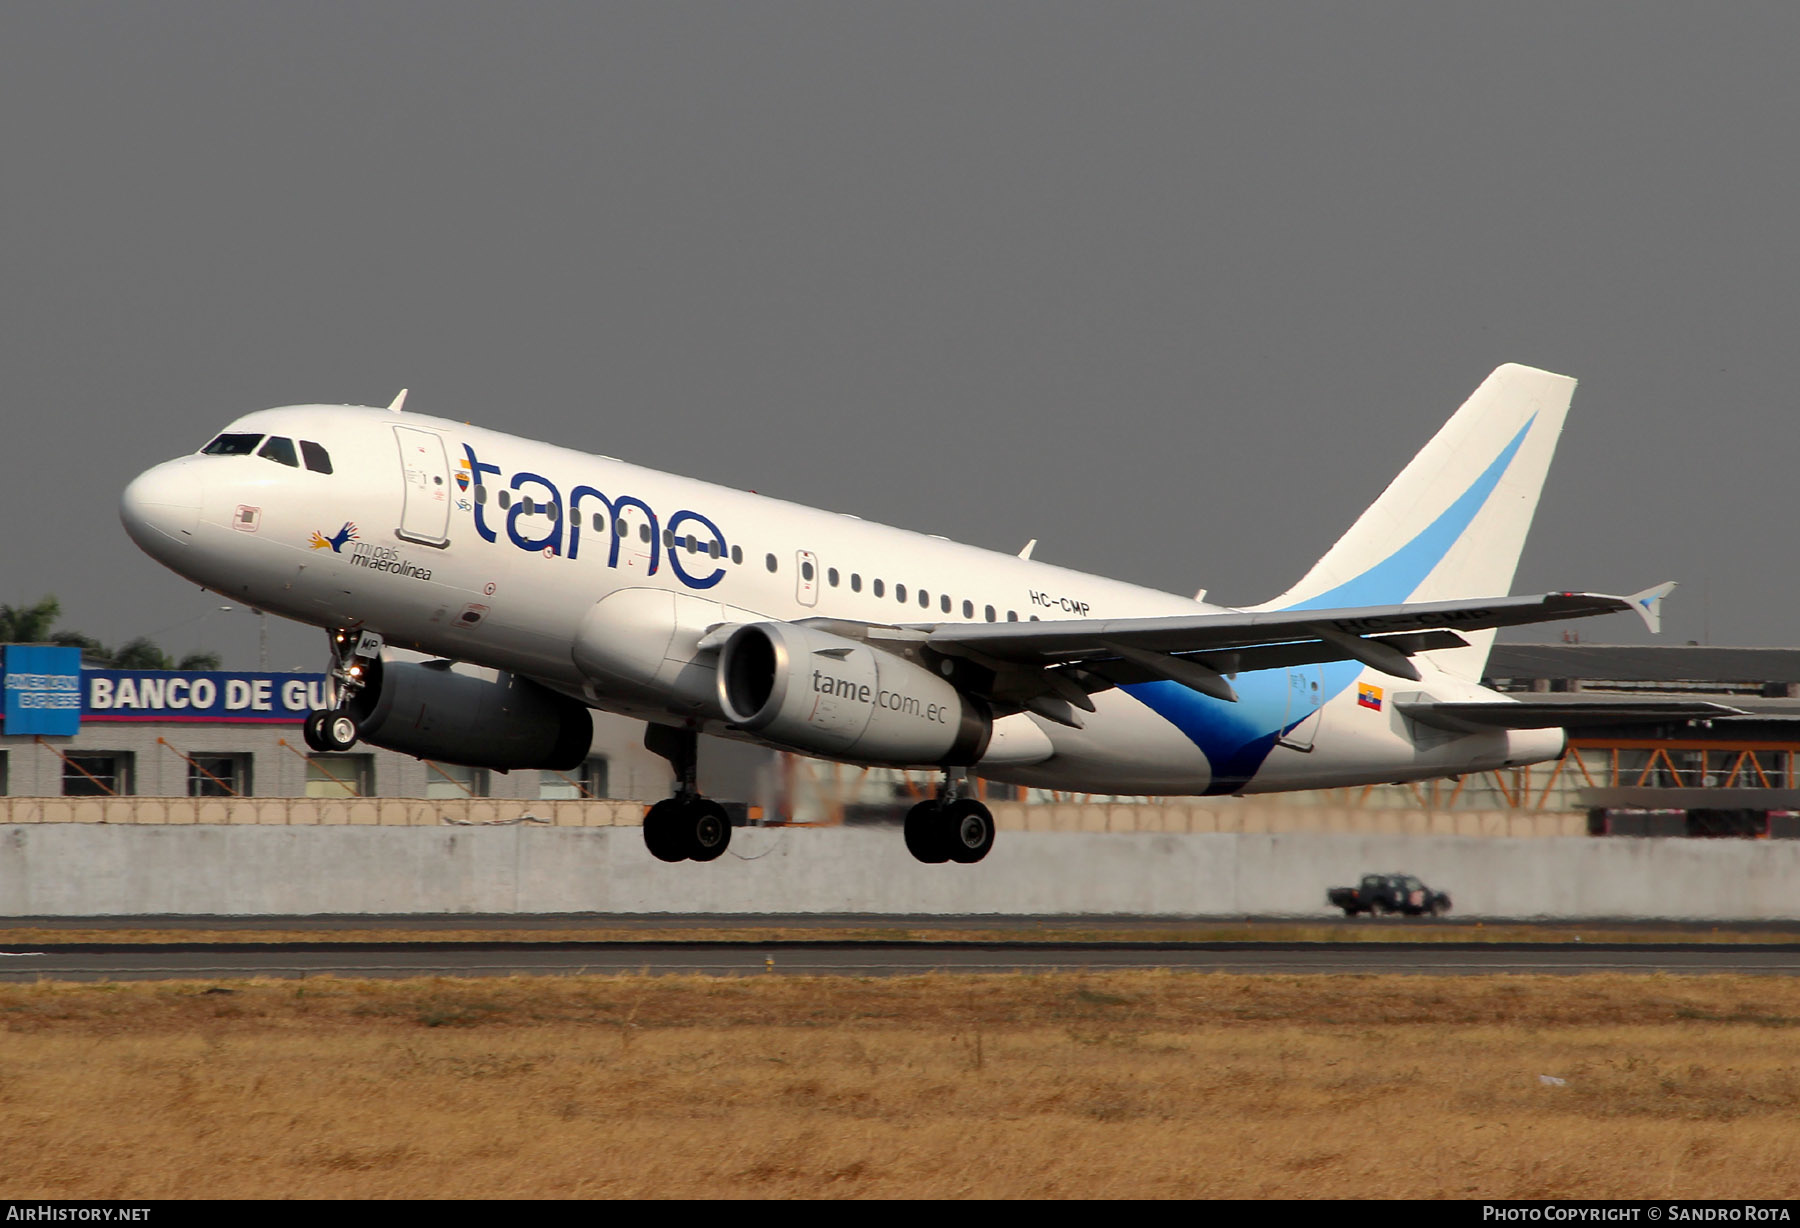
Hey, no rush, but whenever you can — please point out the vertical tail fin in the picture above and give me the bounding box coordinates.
[1254,363,1576,680]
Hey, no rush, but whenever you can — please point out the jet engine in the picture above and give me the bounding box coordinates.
[345,656,593,770]
[717,622,990,765]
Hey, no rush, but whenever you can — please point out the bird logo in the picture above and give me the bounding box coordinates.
[309,521,359,552]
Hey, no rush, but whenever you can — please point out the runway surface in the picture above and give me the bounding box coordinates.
[3,938,1799,980]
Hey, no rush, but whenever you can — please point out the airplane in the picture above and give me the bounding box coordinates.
[118,364,1723,866]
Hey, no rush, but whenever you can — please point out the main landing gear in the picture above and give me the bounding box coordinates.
[642,724,732,863]
[302,628,381,753]
[903,770,996,865]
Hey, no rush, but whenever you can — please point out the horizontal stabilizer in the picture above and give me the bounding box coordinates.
[1627,581,1676,634]
[1397,698,1742,733]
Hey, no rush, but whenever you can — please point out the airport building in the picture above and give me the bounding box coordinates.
[0,646,771,810]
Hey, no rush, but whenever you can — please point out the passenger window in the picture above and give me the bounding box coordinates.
[201,433,263,456]
[476,486,488,505]
[1007,611,1018,621]
[919,589,929,609]
[547,501,559,522]
[985,605,996,622]
[765,553,778,573]
[300,441,333,473]
[731,546,743,565]
[851,573,862,593]
[1030,615,1040,621]
[258,436,299,467]
[801,560,814,581]
[686,536,698,554]
[592,512,605,532]
[827,567,839,587]
[498,490,512,510]
[873,579,885,597]
[663,530,674,547]
[522,497,536,515]
[943,595,953,614]
[962,600,973,618]
[639,523,651,543]
[709,540,720,559]
[896,584,907,603]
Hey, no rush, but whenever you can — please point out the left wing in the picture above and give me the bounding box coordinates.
[914,586,1671,706]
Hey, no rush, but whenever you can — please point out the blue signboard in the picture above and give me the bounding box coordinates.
[83,671,328,723]
[1,646,84,735]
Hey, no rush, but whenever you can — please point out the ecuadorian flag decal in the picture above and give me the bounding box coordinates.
[1357,684,1383,711]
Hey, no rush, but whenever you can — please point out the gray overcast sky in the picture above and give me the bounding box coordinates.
[3,3,1796,670]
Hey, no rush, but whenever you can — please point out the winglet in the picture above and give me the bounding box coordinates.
[1628,581,1676,634]
[1018,539,1037,560]
[387,389,409,414]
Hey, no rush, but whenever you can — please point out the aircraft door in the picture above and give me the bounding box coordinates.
[795,550,819,607]
[1277,665,1322,751]
[394,426,451,548]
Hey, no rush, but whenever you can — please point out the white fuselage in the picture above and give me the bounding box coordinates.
[121,404,1563,797]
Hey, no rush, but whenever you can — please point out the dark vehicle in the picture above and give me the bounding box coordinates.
[1328,873,1451,917]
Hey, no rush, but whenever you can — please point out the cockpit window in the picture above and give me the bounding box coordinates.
[300,441,333,474]
[258,436,299,467]
[201,433,263,456]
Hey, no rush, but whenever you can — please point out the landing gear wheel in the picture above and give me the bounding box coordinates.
[302,710,330,752]
[643,799,689,863]
[904,801,951,864]
[684,800,732,862]
[319,712,359,752]
[944,798,995,864]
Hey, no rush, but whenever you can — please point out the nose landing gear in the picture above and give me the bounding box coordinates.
[302,628,381,753]
[904,771,996,864]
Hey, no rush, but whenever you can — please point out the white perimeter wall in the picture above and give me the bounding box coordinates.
[2,825,1798,919]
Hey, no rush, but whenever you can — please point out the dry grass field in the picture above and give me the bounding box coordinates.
[1,972,1798,1199]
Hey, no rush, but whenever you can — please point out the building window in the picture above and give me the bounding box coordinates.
[539,757,610,800]
[0,751,8,796]
[306,754,373,799]
[188,754,251,798]
[62,753,133,796]
[426,762,489,800]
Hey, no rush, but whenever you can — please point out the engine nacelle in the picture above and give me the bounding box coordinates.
[347,656,593,771]
[718,622,990,765]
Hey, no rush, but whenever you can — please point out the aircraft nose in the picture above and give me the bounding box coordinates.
[120,460,203,555]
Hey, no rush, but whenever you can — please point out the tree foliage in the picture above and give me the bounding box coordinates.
[2,594,222,670]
